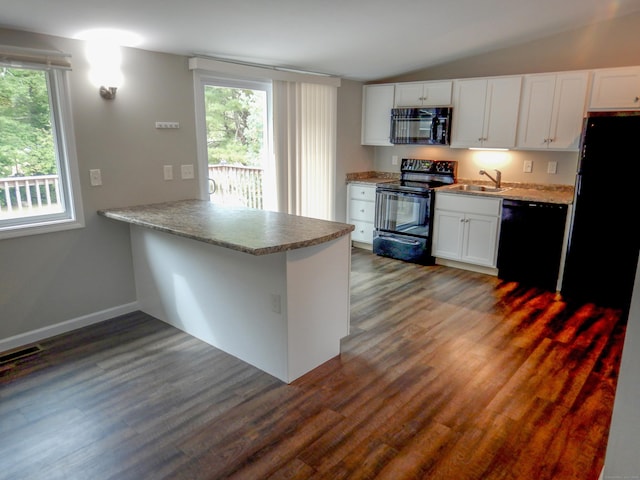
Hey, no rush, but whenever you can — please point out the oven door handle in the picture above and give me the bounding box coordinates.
[378,235,421,246]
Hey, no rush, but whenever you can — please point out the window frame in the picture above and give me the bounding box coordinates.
[192,71,273,206]
[0,65,84,240]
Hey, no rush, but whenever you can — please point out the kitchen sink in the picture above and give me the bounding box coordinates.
[449,184,510,193]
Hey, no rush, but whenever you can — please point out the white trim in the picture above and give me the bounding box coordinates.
[0,302,139,353]
[189,56,341,87]
[192,72,274,203]
[0,67,85,239]
[0,44,72,69]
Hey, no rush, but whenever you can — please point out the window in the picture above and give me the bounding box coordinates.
[0,61,83,239]
[201,80,273,210]
[191,57,340,219]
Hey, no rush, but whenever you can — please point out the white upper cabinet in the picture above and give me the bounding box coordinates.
[589,66,640,110]
[450,76,522,149]
[516,71,589,151]
[394,81,453,107]
[361,84,394,146]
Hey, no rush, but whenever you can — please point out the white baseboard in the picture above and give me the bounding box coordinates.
[0,302,139,353]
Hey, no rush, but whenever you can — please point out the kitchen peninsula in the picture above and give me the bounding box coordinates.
[98,200,354,383]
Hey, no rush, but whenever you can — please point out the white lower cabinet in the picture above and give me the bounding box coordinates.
[347,183,376,246]
[432,193,501,268]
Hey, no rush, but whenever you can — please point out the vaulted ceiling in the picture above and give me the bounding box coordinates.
[2,0,640,81]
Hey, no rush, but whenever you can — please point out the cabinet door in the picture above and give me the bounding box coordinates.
[394,83,425,107]
[351,220,374,243]
[422,81,453,106]
[349,199,375,222]
[462,214,499,267]
[548,72,588,150]
[482,76,522,148]
[517,72,587,151]
[361,84,394,145]
[517,74,557,149]
[432,210,465,259]
[450,79,487,148]
[589,67,640,110]
[395,81,453,107]
[347,184,376,245]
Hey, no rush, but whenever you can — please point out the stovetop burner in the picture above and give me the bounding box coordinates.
[376,158,457,194]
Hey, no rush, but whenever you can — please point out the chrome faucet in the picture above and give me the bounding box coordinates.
[479,169,501,188]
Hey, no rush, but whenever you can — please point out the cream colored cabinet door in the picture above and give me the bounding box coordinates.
[517,72,588,150]
[451,76,522,149]
[347,183,376,245]
[361,84,394,146]
[432,193,501,267]
[589,66,640,110]
[394,81,452,107]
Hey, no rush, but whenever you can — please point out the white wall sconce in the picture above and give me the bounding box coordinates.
[86,40,123,100]
[78,29,141,100]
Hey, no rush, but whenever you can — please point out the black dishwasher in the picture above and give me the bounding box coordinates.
[497,199,568,291]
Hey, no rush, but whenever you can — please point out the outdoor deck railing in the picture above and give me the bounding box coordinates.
[0,174,61,216]
[208,164,263,209]
[1,166,263,217]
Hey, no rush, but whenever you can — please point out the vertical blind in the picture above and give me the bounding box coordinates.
[273,81,337,221]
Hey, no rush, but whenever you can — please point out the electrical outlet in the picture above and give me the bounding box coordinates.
[523,160,533,173]
[163,165,173,180]
[89,169,102,186]
[181,164,194,179]
[391,155,398,165]
[547,161,558,174]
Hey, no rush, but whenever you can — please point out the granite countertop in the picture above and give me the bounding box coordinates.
[345,171,399,185]
[346,172,574,204]
[98,199,355,256]
[436,179,574,204]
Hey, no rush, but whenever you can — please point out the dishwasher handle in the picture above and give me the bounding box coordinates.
[502,199,567,210]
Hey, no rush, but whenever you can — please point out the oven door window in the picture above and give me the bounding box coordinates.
[375,191,430,237]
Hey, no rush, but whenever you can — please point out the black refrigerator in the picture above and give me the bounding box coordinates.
[561,112,640,312]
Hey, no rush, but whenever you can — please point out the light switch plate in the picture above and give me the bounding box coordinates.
[163,165,173,180]
[155,121,180,129]
[547,161,558,174]
[89,169,102,186]
[181,164,194,179]
[523,160,533,173]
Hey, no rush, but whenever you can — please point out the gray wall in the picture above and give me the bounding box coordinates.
[0,27,371,342]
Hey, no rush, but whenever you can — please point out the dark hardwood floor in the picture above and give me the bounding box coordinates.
[0,248,627,480]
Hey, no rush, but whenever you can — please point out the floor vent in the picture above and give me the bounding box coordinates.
[0,344,43,365]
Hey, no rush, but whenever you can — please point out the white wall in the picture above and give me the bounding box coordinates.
[367,12,640,187]
[603,263,640,477]
[373,145,578,186]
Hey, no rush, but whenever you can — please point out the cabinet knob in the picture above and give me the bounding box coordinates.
[360,209,365,213]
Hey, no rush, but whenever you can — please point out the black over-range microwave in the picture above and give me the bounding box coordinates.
[390,107,452,145]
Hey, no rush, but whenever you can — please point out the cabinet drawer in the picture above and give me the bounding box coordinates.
[349,185,376,202]
[350,220,374,244]
[349,199,375,221]
[435,193,501,216]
